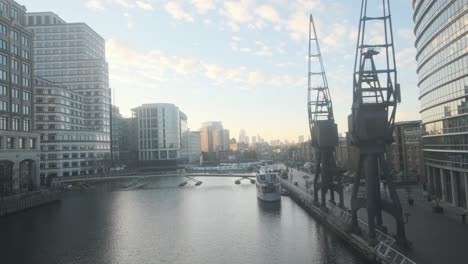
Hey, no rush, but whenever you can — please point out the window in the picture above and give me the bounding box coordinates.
[18,138,25,149]
[22,63,29,73]
[22,91,30,101]
[11,74,18,84]
[0,24,6,35]
[22,77,29,87]
[11,45,18,55]
[21,35,29,46]
[0,69,6,81]
[22,105,30,115]
[0,116,6,129]
[29,138,36,149]
[11,59,18,70]
[7,137,14,149]
[0,101,6,111]
[11,103,18,113]
[11,118,19,130]
[21,50,29,59]
[0,85,6,95]
[12,88,18,98]
[0,2,7,13]
[23,119,30,131]
[11,30,18,41]
[0,40,6,50]
[0,54,6,65]
[10,8,18,20]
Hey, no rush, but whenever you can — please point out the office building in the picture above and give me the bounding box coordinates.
[111,105,123,164]
[0,0,40,195]
[34,77,110,178]
[181,130,201,163]
[413,0,468,208]
[132,103,187,161]
[25,12,111,177]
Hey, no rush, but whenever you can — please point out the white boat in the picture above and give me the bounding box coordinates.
[256,169,281,202]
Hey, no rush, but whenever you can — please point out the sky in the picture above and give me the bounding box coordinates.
[19,0,421,142]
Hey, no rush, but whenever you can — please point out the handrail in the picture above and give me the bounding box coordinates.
[375,242,416,264]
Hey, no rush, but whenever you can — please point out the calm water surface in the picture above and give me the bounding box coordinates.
[0,177,366,264]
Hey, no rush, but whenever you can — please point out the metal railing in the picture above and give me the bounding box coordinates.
[375,242,416,264]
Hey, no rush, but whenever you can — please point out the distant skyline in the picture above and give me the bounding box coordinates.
[19,0,420,141]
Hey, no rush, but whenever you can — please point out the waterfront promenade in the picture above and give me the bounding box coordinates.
[288,168,468,264]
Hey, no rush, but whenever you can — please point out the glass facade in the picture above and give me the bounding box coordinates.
[414,0,468,208]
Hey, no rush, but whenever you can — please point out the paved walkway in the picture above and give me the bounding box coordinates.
[286,168,468,264]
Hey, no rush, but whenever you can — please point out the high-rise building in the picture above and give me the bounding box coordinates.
[252,136,257,145]
[413,0,468,209]
[0,1,41,195]
[132,103,187,161]
[25,12,111,177]
[238,129,246,143]
[200,121,230,160]
[120,117,138,166]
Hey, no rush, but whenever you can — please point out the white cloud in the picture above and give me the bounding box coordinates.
[191,0,216,14]
[165,1,194,22]
[106,39,304,91]
[227,21,240,31]
[223,0,252,23]
[135,1,153,11]
[254,5,281,23]
[114,0,135,9]
[322,23,348,50]
[396,47,417,68]
[286,12,309,40]
[86,0,105,10]
[232,35,241,42]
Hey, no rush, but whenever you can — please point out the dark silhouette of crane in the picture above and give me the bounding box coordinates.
[307,14,344,208]
[348,0,407,246]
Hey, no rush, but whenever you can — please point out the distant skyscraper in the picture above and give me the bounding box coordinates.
[298,135,305,143]
[238,129,247,143]
[201,122,230,160]
[252,136,257,145]
[413,0,468,209]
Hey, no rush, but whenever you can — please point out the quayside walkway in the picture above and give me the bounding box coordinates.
[288,168,468,264]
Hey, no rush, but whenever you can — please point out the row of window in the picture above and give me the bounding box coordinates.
[0,69,30,87]
[0,116,30,131]
[418,35,467,81]
[0,136,36,150]
[417,12,467,65]
[40,133,110,142]
[420,79,468,112]
[0,86,30,99]
[0,53,30,71]
[0,102,30,114]
[139,150,178,160]
[424,151,468,170]
[0,40,30,59]
[423,115,468,136]
[419,55,468,96]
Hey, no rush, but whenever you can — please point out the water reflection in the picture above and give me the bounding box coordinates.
[0,177,365,264]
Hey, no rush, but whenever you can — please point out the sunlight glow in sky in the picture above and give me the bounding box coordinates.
[20,0,420,142]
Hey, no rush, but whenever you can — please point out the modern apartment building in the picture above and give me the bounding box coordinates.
[34,77,110,178]
[0,0,40,195]
[25,12,111,177]
[200,121,230,160]
[413,0,468,208]
[132,103,187,161]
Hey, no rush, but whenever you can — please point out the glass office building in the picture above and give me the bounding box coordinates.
[414,0,468,208]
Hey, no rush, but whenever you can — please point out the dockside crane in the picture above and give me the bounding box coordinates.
[348,0,407,245]
[307,14,344,208]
